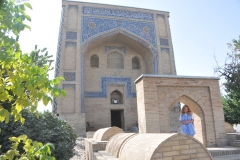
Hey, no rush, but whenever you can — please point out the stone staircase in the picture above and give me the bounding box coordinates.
[208,133,240,160]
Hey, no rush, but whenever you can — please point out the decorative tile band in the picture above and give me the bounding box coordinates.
[84,77,136,98]
[64,72,76,81]
[157,14,165,19]
[82,17,156,46]
[66,31,77,40]
[68,5,78,11]
[53,6,66,113]
[105,46,126,54]
[160,38,169,46]
[65,41,77,47]
[63,84,76,90]
[161,47,170,54]
[83,6,154,21]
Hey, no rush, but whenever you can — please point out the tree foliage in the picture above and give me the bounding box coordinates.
[0,0,67,159]
[0,0,65,124]
[0,135,55,160]
[0,110,77,160]
[215,36,240,124]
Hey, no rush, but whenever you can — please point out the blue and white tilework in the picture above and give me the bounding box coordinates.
[66,31,77,40]
[82,17,156,47]
[84,77,136,98]
[64,72,76,81]
[105,46,126,54]
[161,47,170,54]
[65,41,77,47]
[53,6,66,113]
[68,5,78,11]
[160,38,169,46]
[63,84,76,90]
[83,6,154,21]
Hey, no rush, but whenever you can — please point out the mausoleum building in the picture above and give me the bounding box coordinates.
[54,0,176,136]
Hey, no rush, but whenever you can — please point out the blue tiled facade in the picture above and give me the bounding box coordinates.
[53,6,66,113]
[81,17,156,47]
[85,77,136,98]
[83,6,154,21]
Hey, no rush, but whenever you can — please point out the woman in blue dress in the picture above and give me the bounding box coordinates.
[179,105,196,136]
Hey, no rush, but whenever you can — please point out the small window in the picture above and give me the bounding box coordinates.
[107,52,124,69]
[110,90,123,104]
[90,55,99,68]
[132,56,140,69]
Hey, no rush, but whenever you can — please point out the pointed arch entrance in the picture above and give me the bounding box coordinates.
[168,95,206,145]
[80,28,158,113]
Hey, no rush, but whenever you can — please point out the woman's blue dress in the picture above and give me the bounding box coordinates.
[180,113,196,136]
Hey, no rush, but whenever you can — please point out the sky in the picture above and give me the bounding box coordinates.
[18,0,240,111]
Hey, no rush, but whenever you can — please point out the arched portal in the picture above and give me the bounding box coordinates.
[81,28,158,113]
[168,95,206,145]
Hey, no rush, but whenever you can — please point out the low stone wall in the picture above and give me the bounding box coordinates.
[119,133,213,160]
[85,138,107,160]
[93,127,124,141]
[106,133,136,157]
[225,122,235,133]
[87,131,95,138]
[92,133,213,160]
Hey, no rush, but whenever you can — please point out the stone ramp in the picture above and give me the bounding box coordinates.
[213,154,240,160]
[208,146,240,160]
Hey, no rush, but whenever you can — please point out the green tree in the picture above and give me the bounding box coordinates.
[215,36,240,124]
[0,0,66,159]
[0,110,77,160]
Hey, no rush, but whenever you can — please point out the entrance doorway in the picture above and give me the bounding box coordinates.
[111,110,124,129]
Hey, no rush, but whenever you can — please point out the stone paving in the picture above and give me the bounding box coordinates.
[70,137,86,160]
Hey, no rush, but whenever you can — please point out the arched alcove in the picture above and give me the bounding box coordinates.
[110,90,123,104]
[64,45,76,70]
[168,95,206,145]
[90,54,99,68]
[107,52,124,69]
[67,8,77,30]
[132,56,140,69]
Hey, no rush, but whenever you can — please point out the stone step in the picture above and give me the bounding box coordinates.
[98,151,118,160]
[237,135,240,140]
[94,152,105,160]
[208,146,240,157]
[213,154,240,160]
[231,140,240,147]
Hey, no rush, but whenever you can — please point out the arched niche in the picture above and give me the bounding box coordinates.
[67,8,77,30]
[107,52,124,69]
[90,54,99,68]
[110,90,123,104]
[168,95,206,145]
[132,56,140,69]
[64,45,76,70]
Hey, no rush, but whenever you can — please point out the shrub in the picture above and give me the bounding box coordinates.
[0,110,77,160]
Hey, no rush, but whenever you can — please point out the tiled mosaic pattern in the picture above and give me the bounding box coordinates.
[160,38,169,46]
[53,6,66,113]
[66,31,77,40]
[65,41,77,47]
[161,47,170,54]
[105,46,126,54]
[82,17,156,47]
[84,77,136,98]
[83,6,154,21]
[68,5,78,11]
[64,72,76,81]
